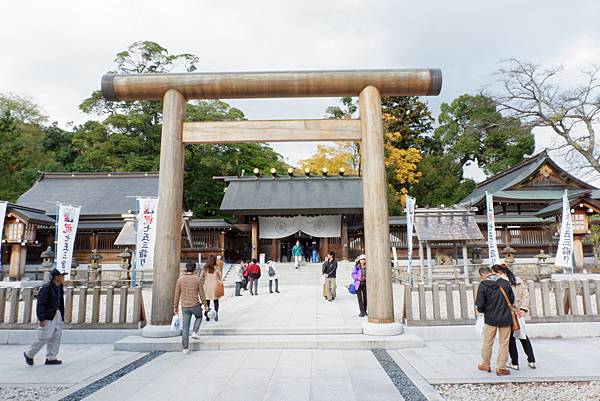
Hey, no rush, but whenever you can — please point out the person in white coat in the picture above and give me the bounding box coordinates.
[234,260,245,296]
[267,260,280,294]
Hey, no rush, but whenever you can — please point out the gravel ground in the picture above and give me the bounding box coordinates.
[0,386,67,401]
[436,381,600,401]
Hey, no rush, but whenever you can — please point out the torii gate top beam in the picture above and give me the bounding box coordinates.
[101,68,442,101]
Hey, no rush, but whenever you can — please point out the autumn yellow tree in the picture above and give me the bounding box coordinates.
[304,96,433,213]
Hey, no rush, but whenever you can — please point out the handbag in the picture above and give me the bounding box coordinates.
[348,283,357,294]
[499,286,520,331]
[215,281,225,298]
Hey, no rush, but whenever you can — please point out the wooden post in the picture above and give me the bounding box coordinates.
[105,286,114,323]
[251,219,259,260]
[359,86,395,327]
[426,242,433,284]
[418,240,425,283]
[219,231,226,258]
[64,287,74,323]
[23,288,33,323]
[151,89,186,326]
[0,288,5,324]
[462,243,469,284]
[341,217,349,261]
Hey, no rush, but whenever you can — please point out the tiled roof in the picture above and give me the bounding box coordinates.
[17,172,158,217]
[219,176,363,215]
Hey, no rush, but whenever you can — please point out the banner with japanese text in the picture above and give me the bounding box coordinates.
[486,192,500,266]
[405,194,416,285]
[0,201,7,266]
[136,197,159,270]
[56,204,80,276]
[555,190,574,273]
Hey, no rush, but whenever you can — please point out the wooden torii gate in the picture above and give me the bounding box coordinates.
[101,69,442,335]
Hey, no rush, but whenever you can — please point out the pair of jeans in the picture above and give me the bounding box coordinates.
[356,282,367,315]
[311,250,318,263]
[181,304,203,350]
[249,277,259,295]
[235,281,242,296]
[269,279,279,292]
[509,334,535,365]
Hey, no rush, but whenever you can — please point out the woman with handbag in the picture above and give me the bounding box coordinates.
[495,264,536,370]
[201,256,223,321]
[351,255,368,317]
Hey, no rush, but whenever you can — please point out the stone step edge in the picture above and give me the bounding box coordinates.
[195,328,364,335]
[113,333,425,351]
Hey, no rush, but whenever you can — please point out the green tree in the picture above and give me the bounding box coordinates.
[67,41,285,217]
[433,94,535,174]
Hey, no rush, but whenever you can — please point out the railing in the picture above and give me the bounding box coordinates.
[403,279,600,326]
[0,286,146,329]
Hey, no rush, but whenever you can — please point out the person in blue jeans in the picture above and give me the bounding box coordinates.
[311,241,318,263]
[173,262,206,354]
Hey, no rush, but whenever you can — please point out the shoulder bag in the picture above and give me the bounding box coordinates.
[499,286,520,331]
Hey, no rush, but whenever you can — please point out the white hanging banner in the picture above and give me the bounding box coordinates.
[301,215,341,238]
[405,195,416,285]
[555,190,574,273]
[259,215,341,239]
[56,204,80,276]
[486,192,500,266]
[0,201,7,265]
[136,197,159,270]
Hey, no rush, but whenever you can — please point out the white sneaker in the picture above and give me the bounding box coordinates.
[192,332,199,339]
[528,362,536,369]
[182,349,189,354]
[506,363,519,370]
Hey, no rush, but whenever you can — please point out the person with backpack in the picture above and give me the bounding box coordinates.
[267,260,280,294]
[351,254,367,317]
[475,264,515,376]
[292,240,303,269]
[322,252,338,301]
[495,264,537,370]
[247,258,262,295]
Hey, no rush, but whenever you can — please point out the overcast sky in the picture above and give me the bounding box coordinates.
[1,1,599,181]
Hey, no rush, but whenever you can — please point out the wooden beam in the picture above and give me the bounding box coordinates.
[182,119,362,144]
[101,69,442,101]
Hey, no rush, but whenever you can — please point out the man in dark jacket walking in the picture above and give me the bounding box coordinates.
[24,268,66,366]
[321,252,338,301]
[475,266,515,376]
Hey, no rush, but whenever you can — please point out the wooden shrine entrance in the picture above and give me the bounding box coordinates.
[101,69,442,334]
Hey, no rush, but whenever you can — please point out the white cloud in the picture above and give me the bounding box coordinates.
[0,1,599,169]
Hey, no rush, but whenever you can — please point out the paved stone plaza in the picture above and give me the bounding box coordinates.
[1,263,600,400]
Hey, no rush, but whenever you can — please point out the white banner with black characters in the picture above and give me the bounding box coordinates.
[259,215,341,239]
[136,197,159,270]
[56,204,80,276]
[0,201,7,264]
[486,192,500,266]
[555,190,574,272]
[405,195,416,284]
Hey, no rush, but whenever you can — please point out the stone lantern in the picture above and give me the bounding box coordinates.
[40,246,54,281]
[501,245,516,264]
[535,249,548,265]
[119,248,132,283]
[470,245,483,264]
[89,249,103,285]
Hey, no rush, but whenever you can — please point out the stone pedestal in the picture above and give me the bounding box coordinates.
[363,322,404,336]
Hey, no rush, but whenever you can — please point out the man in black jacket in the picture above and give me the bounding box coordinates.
[322,252,338,301]
[475,266,515,376]
[24,268,66,366]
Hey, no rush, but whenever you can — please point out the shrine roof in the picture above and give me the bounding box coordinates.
[218,176,363,215]
[17,172,159,217]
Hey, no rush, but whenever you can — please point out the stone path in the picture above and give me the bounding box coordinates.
[84,349,406,401]
[392,338,600,384]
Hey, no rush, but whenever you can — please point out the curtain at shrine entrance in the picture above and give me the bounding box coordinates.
[259,215,341,239]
